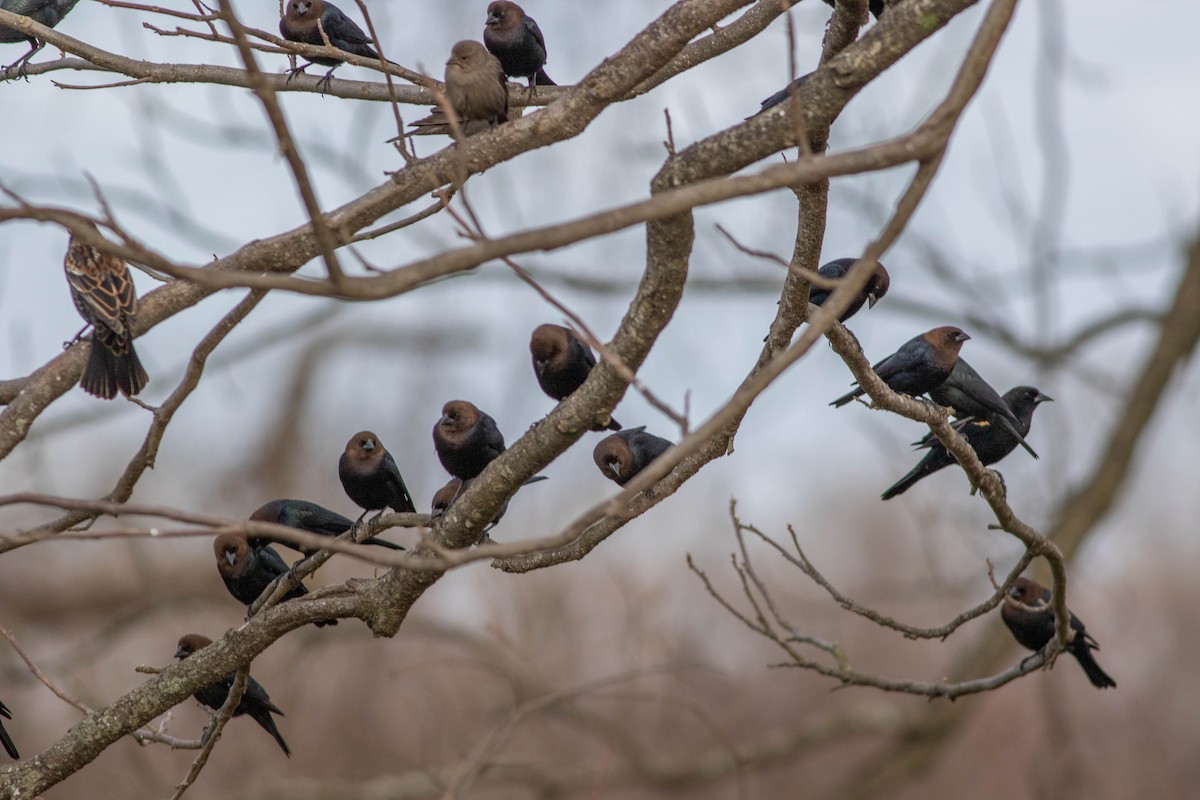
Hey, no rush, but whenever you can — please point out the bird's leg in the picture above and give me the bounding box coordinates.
[370,509,385,522]
[525,76,538,102]
[4,40,43,81]
[62,324,89,350]
[284,61,312,83]
[315,66,338,94]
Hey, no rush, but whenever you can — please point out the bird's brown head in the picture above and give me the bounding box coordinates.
[285,0,320,20]
[485,1,524,29]
[530,324,569,375]
[924,325,970,353]
[593,434,634,485]
[344,431,383,464]
[1007,577,1048,608]
[437,401,481,440]
[867,263,891,308]
[174,634,213,660]
[430,478,463,516]
[213,533,250,578]
[447,40,492,72]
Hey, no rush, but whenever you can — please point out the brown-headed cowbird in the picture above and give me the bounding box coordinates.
[821,0,885,19]
[808,258,891,322]
[279,0,380,90]
[593,426,672,486]
[753,72,812,117]
[212,533,336,626]
[928,358,1038,458]
[881,386,1051,500]
[483,1,554,91]
[430,474,547,530]
[338,432,417,522]
[64,226,148,400]
[409,40,508,137]
[434,400,507,481]
[829,325,970,408]
[173,634,292,755]
[1001,577,1116,689]
[0,699,17,760]
[1,0,80,78]
[529,323,620,431]
[249,499,404,555]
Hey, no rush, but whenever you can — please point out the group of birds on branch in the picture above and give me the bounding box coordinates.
[2,0,1118,766]
[3,0,553,141]
[279,0,553,136]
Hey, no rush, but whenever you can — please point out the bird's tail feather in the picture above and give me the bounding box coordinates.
[1073,647,1116,689]
[81,340,148,399]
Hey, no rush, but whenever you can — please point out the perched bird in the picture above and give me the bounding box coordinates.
[1001,577,1116,689]
[249,499,404,556]
[212,533,336,626]
[338,432,417,522]
[593,426,673,486]
[928,358,1038,458]
[829,325,970,408]
[64,226,149,400]
[430,474,548,529]
[821,0,886,20]
[1,0,81,78]
[881,386,1051,500]
[409,40,508,137]
[429,478,462,519]
[0,699,17,760]
[754,71,813,116]
[483,1,554,91]
[173,635,292,755]
[529,323,620,431]
[279,0,380,90]
[807,258,891,323]
[434,401,506,481]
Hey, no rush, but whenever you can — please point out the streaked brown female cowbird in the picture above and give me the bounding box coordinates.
[483,1,554,91]
[881,386,1051,500]
[213,534,336,626]
[0,699,17,759]
[829,325,970,408]
[529,323,620,431]
[409,40,508,137]
[338,432,416,522]
[928,358,1038,458]
[249,499,404,555]
[64,226,148,400]
[593,426,672,486]
[821,0,885,19]
[173,635,292,755]
[1001,577,1116,689]
[434,401,506,480]
[1,0,81,78]
[808,258,890,322]
[279,0,380,90]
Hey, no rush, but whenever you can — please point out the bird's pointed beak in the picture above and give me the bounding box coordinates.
[1036,392,1054,403]
[867,292,879,309]
[174,647,188,660]
[956,331,972,342]
[486,13,500,25]
[607,461,621,478]
[362,440,375,452]
[224,551,237,566]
